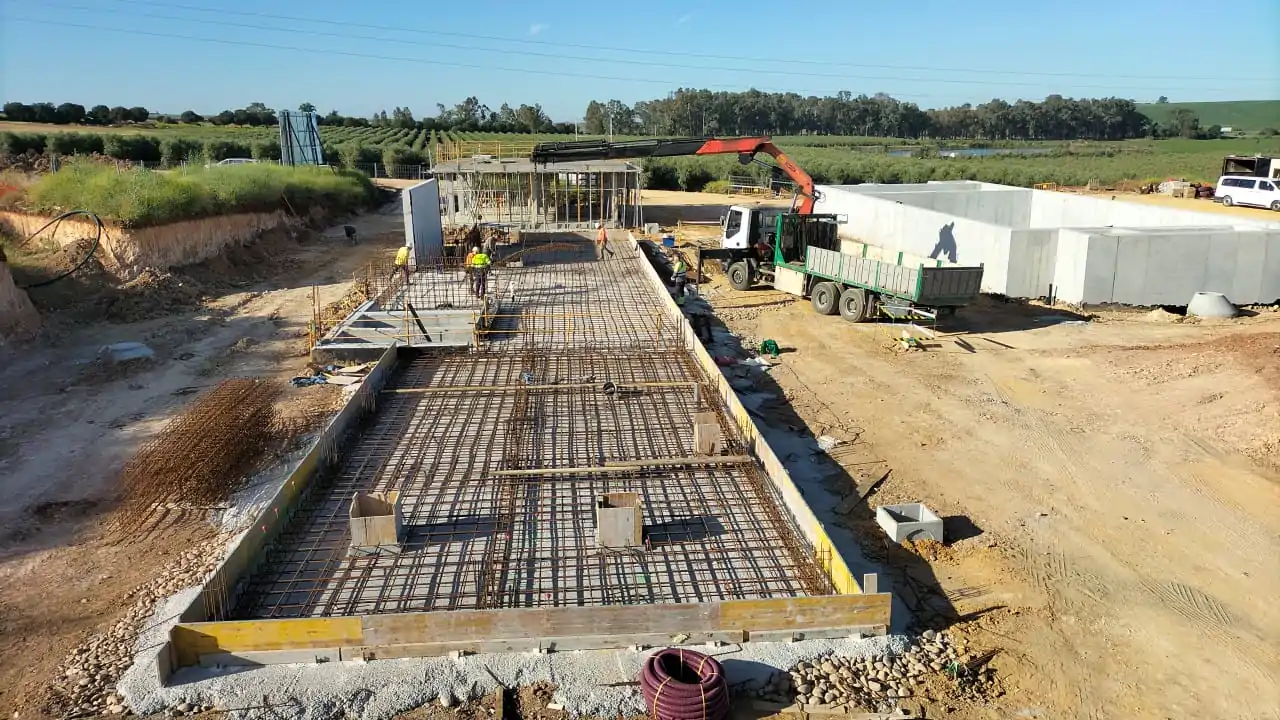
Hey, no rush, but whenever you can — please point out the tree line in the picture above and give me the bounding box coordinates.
[3,92,1228,141]
[584,91,1211,141]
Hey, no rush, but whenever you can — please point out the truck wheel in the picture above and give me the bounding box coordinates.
[1221,195,1233,207]
[810,282,839,315]
[838,288,868,323]
[727,261,752,291]
[1271,200,1280,212]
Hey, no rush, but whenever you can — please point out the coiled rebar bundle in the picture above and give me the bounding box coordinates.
[641,648,729,720]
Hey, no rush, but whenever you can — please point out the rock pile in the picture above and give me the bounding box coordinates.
[46,539,228,717]
[754,630,995,711]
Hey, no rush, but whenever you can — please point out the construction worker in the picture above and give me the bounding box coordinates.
[596,222,614,259]
[470,245,492,297]
[392,245,411,286]
[671,252,689,299]
[464,245,478,288]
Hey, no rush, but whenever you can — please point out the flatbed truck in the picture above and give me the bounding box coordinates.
[697,207,984,322]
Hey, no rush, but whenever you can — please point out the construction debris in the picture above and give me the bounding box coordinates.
[753,631,1001,712]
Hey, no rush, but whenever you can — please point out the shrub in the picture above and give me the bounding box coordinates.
[678,165,716,192]
[160,137,204,165]
[251,140,282,161]
[643,162,679,190]
[702,179,731,194]
[27,162,376,227]
[102,135,161,162]
[381,145,426,178]
[0,132,48,156]
[46,132,104,156]
[337,143,380,167]
[202,139,253,162]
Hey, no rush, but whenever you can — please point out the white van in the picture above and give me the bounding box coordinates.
[1215,175,1280,211]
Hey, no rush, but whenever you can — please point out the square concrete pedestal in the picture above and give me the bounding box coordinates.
[876,502,943,543]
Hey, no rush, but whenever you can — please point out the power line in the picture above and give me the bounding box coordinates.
[86,0,1278,84]
[10,9,1267,103]
[27,1,1229,94]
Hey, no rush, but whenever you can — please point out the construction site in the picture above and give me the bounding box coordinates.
[0,136,1278,720]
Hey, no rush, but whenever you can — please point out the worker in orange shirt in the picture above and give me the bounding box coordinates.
[463,245,478,289]
[596,222,614,260]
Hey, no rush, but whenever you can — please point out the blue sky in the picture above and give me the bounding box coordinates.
[2,0,1278,120]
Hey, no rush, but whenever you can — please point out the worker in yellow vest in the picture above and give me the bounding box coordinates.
[392,246,411,285]
[470,247,492,297]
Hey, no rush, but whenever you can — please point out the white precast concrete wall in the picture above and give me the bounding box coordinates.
[1051,227,1280,304]
[402,179,444,263]
[815,181,1280,306]
[815,186,1013,294]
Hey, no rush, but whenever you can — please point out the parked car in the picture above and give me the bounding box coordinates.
[1215,175,1280,211]
[204,158,259,168]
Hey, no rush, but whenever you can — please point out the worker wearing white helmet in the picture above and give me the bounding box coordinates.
[469,245,492,297]
[595,222,614,260]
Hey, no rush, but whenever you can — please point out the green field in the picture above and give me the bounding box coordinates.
[3,123,1280,190]
[21,163,377,227]
[1136,100,1280,131]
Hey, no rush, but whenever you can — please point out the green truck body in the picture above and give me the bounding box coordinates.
[772,213,984,308]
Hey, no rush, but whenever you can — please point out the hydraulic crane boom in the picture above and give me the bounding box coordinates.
[530,136,819,214]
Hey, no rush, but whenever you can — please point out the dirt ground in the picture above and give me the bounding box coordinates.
[1068,188,1280,221]
[668,219,1279,719]
[2,184,1277,718]
[0,201,406,716]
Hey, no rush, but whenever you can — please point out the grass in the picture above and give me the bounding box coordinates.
[24,162,377,227]
[1136,100,1280,131]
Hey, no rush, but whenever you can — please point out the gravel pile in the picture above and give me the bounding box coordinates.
[754,630,992,712]
[47,539,228,717]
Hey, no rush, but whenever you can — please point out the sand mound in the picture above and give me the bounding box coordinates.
[0,258,40,345]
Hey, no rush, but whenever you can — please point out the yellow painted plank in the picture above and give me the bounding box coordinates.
[172,617,363,666]
[717,595,889,629]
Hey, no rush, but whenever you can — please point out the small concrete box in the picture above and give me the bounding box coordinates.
[876,502,944,543]
[596,492,643,548]
[349,491,404,556]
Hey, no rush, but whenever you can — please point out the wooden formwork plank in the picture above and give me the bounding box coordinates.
[171,617,364,667]
[171,595,891,668]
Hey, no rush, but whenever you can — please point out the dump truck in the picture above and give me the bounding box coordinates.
[698,209,985,322]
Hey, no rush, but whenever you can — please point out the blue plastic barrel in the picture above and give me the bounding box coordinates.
[661,234,675,247]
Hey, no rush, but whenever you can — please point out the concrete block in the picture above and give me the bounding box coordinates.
[692,411,722,456]
[876,502,943,543]
[349,491,404,556]
[596,492,643,548]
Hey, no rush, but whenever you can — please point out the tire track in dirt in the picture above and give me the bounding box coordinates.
[1137,578,1276,684]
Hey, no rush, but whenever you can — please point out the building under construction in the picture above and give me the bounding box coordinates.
[146,148,889,678]
[432,157,643,231]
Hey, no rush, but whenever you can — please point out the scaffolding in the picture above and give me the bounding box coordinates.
[433,158,643,231]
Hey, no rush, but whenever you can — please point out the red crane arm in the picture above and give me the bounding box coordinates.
[530,136,818,214]
[693,138,816,214]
